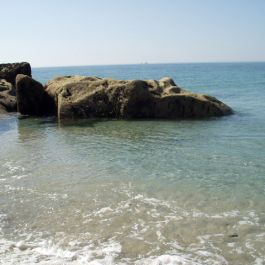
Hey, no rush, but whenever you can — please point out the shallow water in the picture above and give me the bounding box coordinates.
[0,63,265,264]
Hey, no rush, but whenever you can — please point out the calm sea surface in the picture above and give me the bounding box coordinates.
[0,63,265,264]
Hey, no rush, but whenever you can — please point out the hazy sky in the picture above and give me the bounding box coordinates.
[1,0,265,67]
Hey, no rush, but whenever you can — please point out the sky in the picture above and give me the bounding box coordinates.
[1,0,265,67]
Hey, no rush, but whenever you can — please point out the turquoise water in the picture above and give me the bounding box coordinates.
[0,63,265,264]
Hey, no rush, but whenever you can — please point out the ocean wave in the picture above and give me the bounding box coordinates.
[0,183,264,264]
[0,236,228,265]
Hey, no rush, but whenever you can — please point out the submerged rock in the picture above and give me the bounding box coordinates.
[228,233,239,238]
[0,62,31,85]
[45,75,233,119]
[16,74,55,116]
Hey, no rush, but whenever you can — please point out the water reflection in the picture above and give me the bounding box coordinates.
[17,116,56,143]
[0,114,18,135]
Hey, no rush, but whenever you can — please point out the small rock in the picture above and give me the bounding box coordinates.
[228,233,239,238]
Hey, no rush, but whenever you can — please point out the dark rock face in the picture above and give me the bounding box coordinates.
[16,74,55,116]
[0,62,31,85]
[45,76,233,119]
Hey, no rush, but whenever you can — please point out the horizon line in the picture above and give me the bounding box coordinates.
[31,60,265,69]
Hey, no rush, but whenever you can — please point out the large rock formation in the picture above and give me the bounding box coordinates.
[0,62,31,85]
[45,76,233,119]
[16,74,55,116]
[0,62,233,119]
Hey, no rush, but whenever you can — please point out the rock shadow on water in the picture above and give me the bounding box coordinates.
[57,117,107,128]
[17,116,57,142]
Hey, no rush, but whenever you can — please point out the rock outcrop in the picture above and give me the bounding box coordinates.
[16,74,55,116]
[45,75,233,119]
[0,62,31,85]
[0,62,32,113]
[0,61,234,119]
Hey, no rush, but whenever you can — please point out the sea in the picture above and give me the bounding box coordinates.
[0,63,265,264]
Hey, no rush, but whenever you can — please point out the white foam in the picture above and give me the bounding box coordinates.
[0,232,232,265]
[3,162,26,173]
[0,237,124,265]
[1,161,29,180]
[96,207,113,215]
[11,174,28,180]
[254,258,264,265]
[256,233,265,238]
[135,254,201,265]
